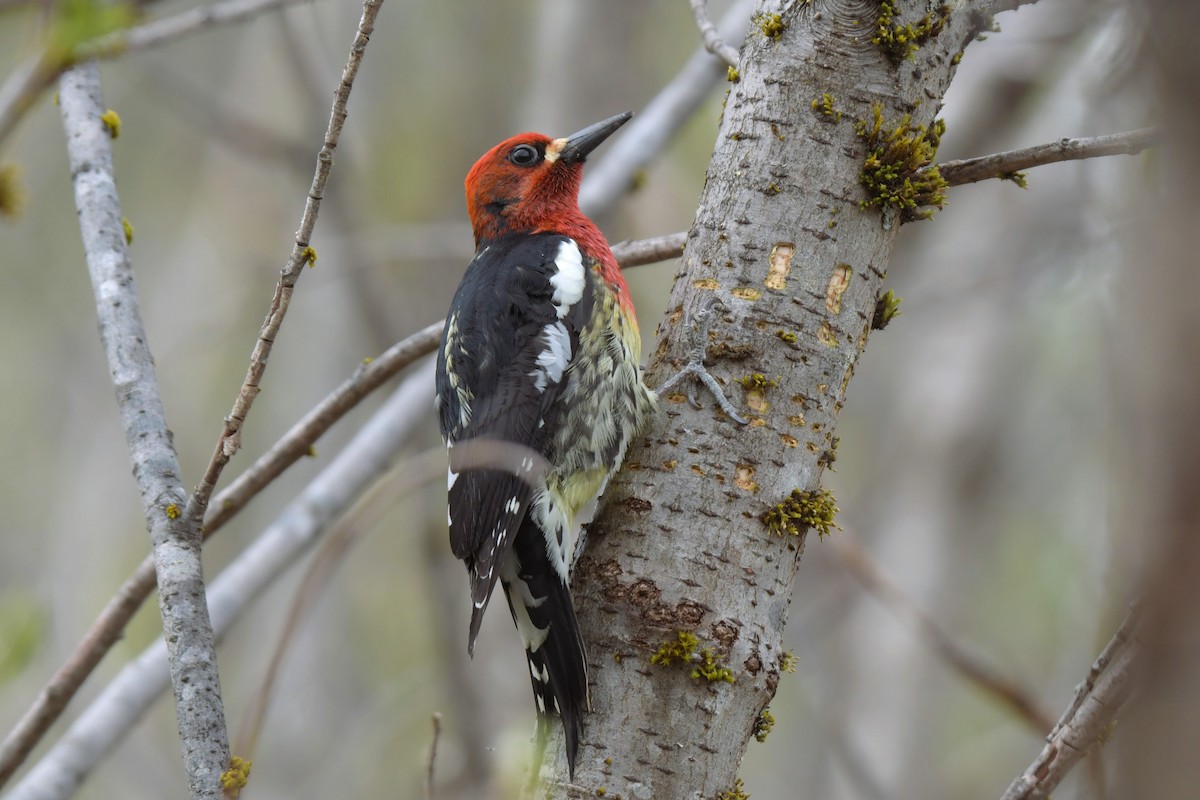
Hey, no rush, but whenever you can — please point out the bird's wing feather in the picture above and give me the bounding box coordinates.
[435,234,593,644]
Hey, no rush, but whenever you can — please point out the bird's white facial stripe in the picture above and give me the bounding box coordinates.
[543,138,567,164]
[550,240,585,318]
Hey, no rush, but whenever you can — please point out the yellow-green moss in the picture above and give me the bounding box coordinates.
[810,92,841,122]
[753,708,776,742]
[718,777,750,800]
[762,488,841,539]
[738,373,777,391]
[651,631,699,667]
[873,1,949,64]
[872,289,903,330]
[220,755,252,793]
[164,503,181,520]
[754,12,786,40]
[855,103,948,222]
[727,65,740,82]
[779,651,798,673]
[818,435,840,470]
[650,631,734,683]
[0,163,24,219]
[100,109,121,139]
[122,216,133,245]
[1000,170,1029,189]
[776,330,797,344]
[301,245,318,268]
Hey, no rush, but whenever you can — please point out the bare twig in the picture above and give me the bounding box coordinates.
[184,0,383,552]
[829,530,1055,732]
[58,62,230,799]
[688,0,741,69]
[231,449,433,764]
[426,713,442,800]
[0,229,687,786]
[79,0,314,60]
[998,605,1142,800]
[578,0,753,216]
[0,0,315,147]
[4,364,438,800]
[938,128,1158,187]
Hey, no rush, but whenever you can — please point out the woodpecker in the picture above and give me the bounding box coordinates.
[436,112,654,776]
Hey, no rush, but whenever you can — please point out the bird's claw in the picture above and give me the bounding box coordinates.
[656,296,749,425]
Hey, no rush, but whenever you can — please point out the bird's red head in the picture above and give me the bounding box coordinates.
[465,112,632,247]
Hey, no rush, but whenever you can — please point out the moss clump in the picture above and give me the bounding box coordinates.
[872,289,903,330]
[650,631,735,683]
[818,435,840,471]
[776,330,797,344]
[717,777,750,800]
[753,708,776,742]
[754,12,786,40]
[762,488,841,539]
[873,1,949,64]
[779,651,798,673]
[122,216,133,245]
[727,65,740,82]
[0,163,24,219]
[220,755,252,793]
[301,245,318,268]
[651,631,699,667]
[738,373,777,391]
[164,503,181,520]
[855,102,948,222]
[1000,170,1029,189]
[100,109,121,139]
[810,93,841,121]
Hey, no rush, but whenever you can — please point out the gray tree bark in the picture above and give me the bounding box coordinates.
[526,1,1027,797]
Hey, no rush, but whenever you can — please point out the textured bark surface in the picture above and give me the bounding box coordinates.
[526,1,1020,797]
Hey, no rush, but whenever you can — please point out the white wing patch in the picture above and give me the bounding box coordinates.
[532,320,572,392]
[549,239,585,319]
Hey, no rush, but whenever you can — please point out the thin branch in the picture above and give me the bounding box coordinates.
[231,445,417,764]
[939,128,1158,187]
[4,364,438,800]
[425,713,442,800]
[0,229,687,786]
[578,0,754,217]
[688,0,741,69]
[58,62,229,799]
[0,0,314,147]
[828,530,1056,733]
[78,0,315,60]
[998,605,1142,800]
[184,0,383,552]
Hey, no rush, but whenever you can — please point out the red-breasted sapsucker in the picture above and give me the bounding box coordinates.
[435,112,654,775]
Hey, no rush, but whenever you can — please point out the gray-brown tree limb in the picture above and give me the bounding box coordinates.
[528,1,1036,796]
[936,127,1158,187]
[183,0,384,531]
[58,63,229,800]
[689,0,742,69]
[2,363,436,800]
[998,606,1141,800]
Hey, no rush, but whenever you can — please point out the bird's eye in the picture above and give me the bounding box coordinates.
[508,144,540,167]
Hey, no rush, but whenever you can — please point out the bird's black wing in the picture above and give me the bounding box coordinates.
[435,232,593,649]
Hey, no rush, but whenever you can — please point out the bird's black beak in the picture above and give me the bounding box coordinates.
[559,112,633,165]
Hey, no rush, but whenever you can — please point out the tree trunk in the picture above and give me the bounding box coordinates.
[528,1,1024,797]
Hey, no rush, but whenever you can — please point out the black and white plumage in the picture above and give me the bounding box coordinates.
[436,231,652,774]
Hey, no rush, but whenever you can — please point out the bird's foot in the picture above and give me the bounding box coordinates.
[656,296,748,425]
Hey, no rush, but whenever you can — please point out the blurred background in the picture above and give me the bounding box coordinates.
[0,0,1170,798]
